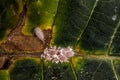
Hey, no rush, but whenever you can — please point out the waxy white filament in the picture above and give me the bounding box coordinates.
[34,27,45,44]
[41,46,75,63]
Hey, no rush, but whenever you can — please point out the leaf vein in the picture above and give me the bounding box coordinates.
[107,19,120,55]
[74,0,99,48]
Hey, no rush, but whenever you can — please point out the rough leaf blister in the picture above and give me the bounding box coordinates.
[41,46,75,63]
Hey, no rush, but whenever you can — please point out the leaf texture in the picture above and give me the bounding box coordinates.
[52,0,120,55]
[0,0,120,80]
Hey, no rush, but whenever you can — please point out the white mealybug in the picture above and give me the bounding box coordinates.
[34,27,45,44]
[41,46,75,63]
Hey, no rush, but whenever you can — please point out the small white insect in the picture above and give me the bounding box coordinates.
[34,27,45,44]
[41,46,75,63]
[112,15,117,21]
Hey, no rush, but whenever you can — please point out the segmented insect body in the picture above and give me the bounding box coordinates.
[34,27,45,44]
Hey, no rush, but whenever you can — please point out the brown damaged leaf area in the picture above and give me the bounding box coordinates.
[0,4,52,53]
[0,57,7,69]
[0,56,12,69]
[0,30,51,53]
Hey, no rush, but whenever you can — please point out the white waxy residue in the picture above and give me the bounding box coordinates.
[34,27,45,44]
[41,46,75,63]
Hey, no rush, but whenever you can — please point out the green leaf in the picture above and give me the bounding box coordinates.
[0,0,24,42]
[52,0,97,47]
[43,61,74,80]
[0,0,120,80]
[10,58,41,80]
[113,60,120,80]
[0,70,9,80]
[22,0,59,35]
[72,57,115,80]
[51,0,120,55]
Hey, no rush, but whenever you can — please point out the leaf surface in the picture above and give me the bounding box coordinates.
[0,0,120,80]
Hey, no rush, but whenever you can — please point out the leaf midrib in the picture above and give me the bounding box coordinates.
[1,52,120,60]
